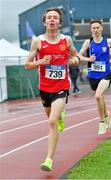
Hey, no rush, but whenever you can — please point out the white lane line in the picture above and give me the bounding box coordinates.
[0,107,97,135]
[0,135,48,158]
[0,120,48,135]
[0,100,96,124]
[0,94,110,114]
[0,112,44,125]
[0,104,111,135]
[0,98,96,116]
[0,105,43,115]
[0,117,99,158]
[1,99,111,124]
[0,109,35,116]
[0,101,41,111]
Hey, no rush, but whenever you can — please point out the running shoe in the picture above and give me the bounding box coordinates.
[76,90,81,95]
[72,92,78,96]
[58,111,66,132]
[98,122,106,135]
[104,111,111,128]
[40,158,52,171]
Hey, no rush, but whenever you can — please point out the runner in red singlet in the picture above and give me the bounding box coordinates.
[25,7,95,171]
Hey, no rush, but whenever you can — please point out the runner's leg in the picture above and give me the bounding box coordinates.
[95,79,110,121]
[46,97,66,160]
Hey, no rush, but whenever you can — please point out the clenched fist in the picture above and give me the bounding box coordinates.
[70,56,80,66]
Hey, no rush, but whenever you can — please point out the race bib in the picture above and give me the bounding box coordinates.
[91,61,106,72]
[45,65,66,79]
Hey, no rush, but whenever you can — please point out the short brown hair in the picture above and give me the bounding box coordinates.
[90,19,103,26]
[42,7,63,24]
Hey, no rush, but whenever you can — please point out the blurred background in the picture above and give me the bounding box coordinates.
[0,0,45,46]
[0,0,111,102]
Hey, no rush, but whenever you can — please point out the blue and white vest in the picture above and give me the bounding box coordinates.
[88,37,110,79]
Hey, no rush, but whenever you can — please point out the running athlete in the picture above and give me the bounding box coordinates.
[25,7,95,171]
[79,19,111,135]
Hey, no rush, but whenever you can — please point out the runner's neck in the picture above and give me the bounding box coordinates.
[93,36,103,43]
[45,31,61,44]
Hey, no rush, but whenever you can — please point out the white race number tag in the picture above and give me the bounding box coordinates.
[91,61,106,72]
[45,65,66,79]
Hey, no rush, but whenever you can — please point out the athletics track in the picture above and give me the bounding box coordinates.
[0,85,111,179]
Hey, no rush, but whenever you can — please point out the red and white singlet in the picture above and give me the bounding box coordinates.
[37,34,70,92]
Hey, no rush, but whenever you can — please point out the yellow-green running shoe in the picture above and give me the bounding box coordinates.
[40,158,52,171]
[58,111,66,132]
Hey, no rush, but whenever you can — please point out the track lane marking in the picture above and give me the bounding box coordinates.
[0,112,44,125]
[0,99,111,123]
[0,107,98,134]
[1,103,111,134]
[0,117,99,158]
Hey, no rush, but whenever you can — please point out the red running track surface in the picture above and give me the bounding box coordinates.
[0,91,111,179]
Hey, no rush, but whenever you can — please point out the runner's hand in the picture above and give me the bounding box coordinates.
[70,56,80,65]
[41,55,51,65]
[89,55,96,62]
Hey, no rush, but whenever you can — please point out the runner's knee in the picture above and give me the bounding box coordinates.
[48,117,58,128]
[95,92,101,100]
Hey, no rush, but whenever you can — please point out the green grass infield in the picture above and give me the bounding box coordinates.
[62,139,111,179]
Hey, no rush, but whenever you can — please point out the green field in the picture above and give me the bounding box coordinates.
[65,139,111,179]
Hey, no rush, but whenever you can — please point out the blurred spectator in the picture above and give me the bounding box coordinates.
[79,65,85,83]
[69,63,81,96]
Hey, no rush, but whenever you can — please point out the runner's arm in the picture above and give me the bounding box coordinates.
[107,39,111,63]
[66,36,95,65]
[79,39,90,56]
[25,37,50,70]
[25,37,40,70]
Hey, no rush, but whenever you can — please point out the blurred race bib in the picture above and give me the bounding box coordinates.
[91,61,106,72]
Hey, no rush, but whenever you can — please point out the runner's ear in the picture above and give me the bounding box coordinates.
[44,22,46,27]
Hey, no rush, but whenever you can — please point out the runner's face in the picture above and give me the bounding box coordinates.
[44,11,61,30]
[90,22,103,38]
